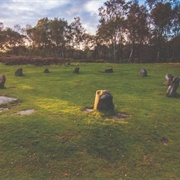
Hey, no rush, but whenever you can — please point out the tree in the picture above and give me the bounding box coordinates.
[171,3,180,36]
[68,17,86,58]
[1,27,25,54]
[168,35,180,62]
[36,18,51,51]
[49,18,68,57]
[69,17,86,48]
[150,2,175,62]
[126,2,149,62]
[0,22,5,51]
[26,18,51,56]
[97,0,128,62]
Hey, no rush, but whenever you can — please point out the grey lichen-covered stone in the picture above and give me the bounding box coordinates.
[166,77,180,97]
[164,73,174,86]
[140,69,147,77]
[15,68,23,76]
[0,96,18,105]
[73,67,79,74]
[104,68,113,73]
[44,68,50,73]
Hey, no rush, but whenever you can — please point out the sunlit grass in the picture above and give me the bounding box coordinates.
[0,62,179,179]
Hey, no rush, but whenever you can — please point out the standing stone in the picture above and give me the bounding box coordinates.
[140,69,147,77]
[15,68,23,76]
[164,73,173,86]
[73,67,79,74]
[94,90,114,111]
[105,68,113,73]
[44,68,50,73]
[0,74,6,88]
[166,77,180,97]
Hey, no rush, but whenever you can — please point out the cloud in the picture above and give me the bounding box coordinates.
[85,0,105,15]
[0,0,106,34]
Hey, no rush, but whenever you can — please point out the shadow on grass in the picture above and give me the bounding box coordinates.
[166,93,180,99]
[83,123,128,162]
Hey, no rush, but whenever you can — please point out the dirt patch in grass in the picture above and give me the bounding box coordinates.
[84,107,94,112]
[103,113,130,121]
[16,109,35,115]
[84,107,130,121]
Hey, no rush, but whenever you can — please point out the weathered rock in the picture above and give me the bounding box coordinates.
[0,96,18,105]
[0,74,6,88]
[44,68,50,73]
[105,68,113,73]
[73,67,79,74]
[164,73,174,86]
[15,68,23,76]
[166,77,180,97]
[140,69,147,77]
[94,90,114,111]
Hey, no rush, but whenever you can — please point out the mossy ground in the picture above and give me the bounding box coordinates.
[0,63,179,179]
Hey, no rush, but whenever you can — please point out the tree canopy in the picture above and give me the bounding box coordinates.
[0,0,179,63]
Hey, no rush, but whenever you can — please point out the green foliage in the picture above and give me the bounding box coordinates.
[1,0,180,62]
[0,63,179,179]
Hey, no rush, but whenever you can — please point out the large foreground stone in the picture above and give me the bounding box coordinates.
[94,90,114,111]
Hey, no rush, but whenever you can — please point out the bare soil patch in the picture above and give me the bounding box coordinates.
[84,107,130,121]
[16,109,35,115]
[103,113,130,121]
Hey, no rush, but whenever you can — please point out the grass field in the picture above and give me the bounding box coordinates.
[0,62,179,179]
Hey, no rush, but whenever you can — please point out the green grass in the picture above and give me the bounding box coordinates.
[0,62,180,179]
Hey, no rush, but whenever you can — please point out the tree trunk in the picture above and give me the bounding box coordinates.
[113,31,117,63]
[60,45,65,58]
[156,49,160,63]
[128,48,133,62]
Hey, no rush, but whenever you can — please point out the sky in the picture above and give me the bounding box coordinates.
[0,0,145,35]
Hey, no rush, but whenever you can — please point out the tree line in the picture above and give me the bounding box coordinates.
[0,0,179,63]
